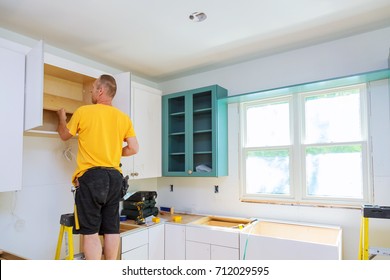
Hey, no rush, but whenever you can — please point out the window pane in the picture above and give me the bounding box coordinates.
[304,89,361,143]
[246,101,290,147]
[246,149,290,195]
[306,145,363,199]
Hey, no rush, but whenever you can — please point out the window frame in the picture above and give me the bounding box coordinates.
[239,83,372,207]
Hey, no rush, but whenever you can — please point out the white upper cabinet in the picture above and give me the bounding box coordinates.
[24,40,44,131]
[22,41,161,179]
[113,72,131,116]
[24,43,132,135]
[0,46,25,191]
[120,82,162,179]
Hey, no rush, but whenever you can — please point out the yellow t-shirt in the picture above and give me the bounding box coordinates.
[67,104,136,184]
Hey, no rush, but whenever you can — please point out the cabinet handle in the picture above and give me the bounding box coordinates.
[188,170,193,175]
[134,172,139,176]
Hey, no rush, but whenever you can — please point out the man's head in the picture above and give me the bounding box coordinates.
[91,74,117,104]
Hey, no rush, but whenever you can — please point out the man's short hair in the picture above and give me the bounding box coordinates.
[98,74,117,98]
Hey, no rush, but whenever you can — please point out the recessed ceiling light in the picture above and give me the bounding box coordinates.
[189,12,207,22]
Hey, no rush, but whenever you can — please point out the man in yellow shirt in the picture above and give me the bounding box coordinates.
[57,74,139,260]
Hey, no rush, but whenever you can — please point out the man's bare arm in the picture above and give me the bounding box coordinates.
[57,108,73,141]
[122,136,139,156]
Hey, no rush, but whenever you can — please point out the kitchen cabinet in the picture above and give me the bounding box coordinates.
[0,46,25,191]
[120,82,162,179]
[148,223,165,260]
[162,85,228,177]
[120,223,164,260]
[239,220,342,260]
[122,244,148,260]
[186,241,210,259]
[24,44,132,135]
[164,223,186,260]
[121,227,149,260]
[185,225,240,260]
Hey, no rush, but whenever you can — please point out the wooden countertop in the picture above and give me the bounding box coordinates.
[120,211,205,229]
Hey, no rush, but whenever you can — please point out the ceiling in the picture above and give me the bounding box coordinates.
[0,0,390,82]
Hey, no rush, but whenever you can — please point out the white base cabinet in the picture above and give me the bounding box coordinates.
[239,220,342,260]
[121,228,148,260]
[148,223,164,260]
[122,219,342,260]
[164,223,186,260]
[122,244,148,260]
[211,244,239,260]
[121,223,165,260]
[185,225,240,260]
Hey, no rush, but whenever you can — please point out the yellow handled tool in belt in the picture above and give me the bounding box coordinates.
[71,186,80,230]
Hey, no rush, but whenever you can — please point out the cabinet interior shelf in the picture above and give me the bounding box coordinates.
[194,108,212,113]
[170,112,185,116]
[170,152,185,156]
[43,64,94,114]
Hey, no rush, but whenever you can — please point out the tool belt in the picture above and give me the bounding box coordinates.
[122,175,129,199]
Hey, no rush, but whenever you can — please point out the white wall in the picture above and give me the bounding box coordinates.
[157,27,390,260]
[160,27,390,96]
[0,136,78,259]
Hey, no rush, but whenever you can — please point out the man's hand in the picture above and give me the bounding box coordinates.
[57,108,73,141]
[57,108,67,123]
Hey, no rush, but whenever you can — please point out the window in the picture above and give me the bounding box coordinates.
[240,84,371,206]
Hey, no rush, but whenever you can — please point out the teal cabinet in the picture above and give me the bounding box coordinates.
[162,85,228,177]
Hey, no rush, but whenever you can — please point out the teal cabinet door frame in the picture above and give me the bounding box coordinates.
[162,85,228,177]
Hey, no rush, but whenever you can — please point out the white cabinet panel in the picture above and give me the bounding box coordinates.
[239,220,342,260]
[148,224,164,260]
[122,244,148,260]
[211,245,239,260]
[121,82,162,179]
[185,225,240,260]
[0,46,25,191]
[113,72,131,116]
[121,229,148,253]
[186,241,210,260]
[24,40,43,130]
[186,225,239,248]
[165,224,185,260]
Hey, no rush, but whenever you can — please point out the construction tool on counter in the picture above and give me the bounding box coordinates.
[359,204,390,260]
[133,201,145,225]
[121,191,158,224]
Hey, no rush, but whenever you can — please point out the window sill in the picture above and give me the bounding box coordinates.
[240,198,361,210]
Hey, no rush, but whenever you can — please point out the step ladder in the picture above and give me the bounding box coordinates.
[54,213,84,260]
[358,205,390,260]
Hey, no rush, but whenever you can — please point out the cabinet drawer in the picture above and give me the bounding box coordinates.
[121,244,148,260]
[186,226,239,248]
[121,229,148,253]
[211,245,239,260]
[186,240,210,260]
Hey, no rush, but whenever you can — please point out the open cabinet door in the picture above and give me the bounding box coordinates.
[24,40,44,131]
[0,47,25,191]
